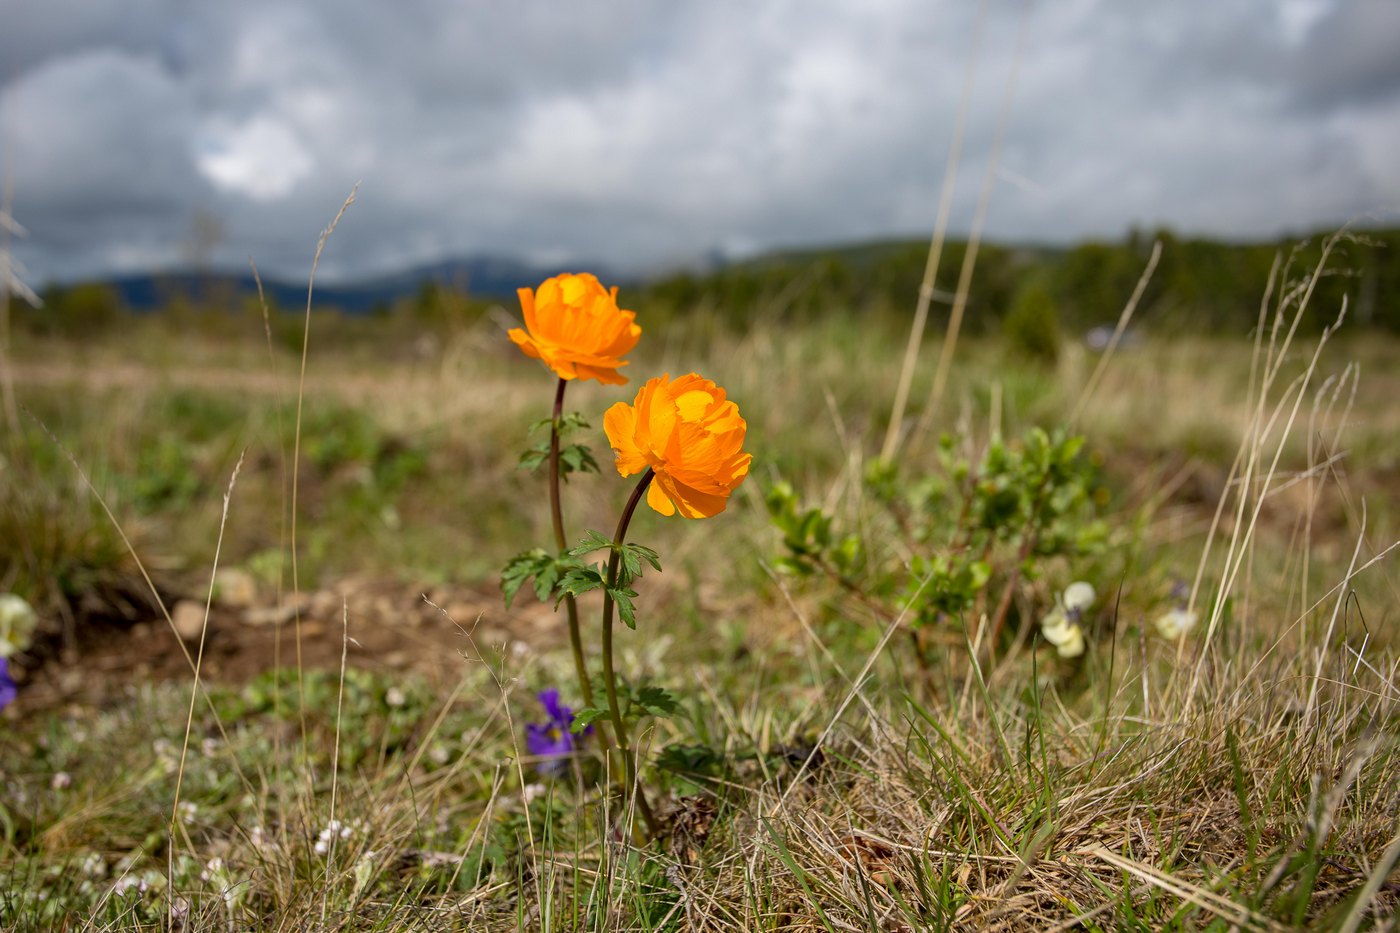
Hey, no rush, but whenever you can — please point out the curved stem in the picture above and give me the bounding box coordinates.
[548,378,600,718]
[602,468,660,836]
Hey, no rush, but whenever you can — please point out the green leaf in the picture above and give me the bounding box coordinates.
[620,547,641,583]
[570,707,608,733]
[518,440,599,476]
[501,549,557,607]
[557,565,606,601]
[559,443,599,475]
[617,542,661,585]
[568,530,614,558]
[559,412,591,435]
[633,685,678,717]
[657,743,723,775]
[609,585,639,628]
[626,543,662,573]
[517,445,549,472]
[528,411,591,437]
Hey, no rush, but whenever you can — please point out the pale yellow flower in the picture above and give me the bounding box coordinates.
[0,594,38,658]
[1154,607,1197,639]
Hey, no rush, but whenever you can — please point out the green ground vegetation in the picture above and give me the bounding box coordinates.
[1,235,1398,929]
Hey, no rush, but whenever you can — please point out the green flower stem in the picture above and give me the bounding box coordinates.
[601,467,660,837]
[548,377,601,724]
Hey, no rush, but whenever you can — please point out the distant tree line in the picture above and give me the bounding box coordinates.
[12,228,1399,340]
[640,227,1400,335]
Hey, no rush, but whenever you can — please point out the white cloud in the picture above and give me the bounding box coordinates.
[196,115,315,201]
[0,0,1396,284]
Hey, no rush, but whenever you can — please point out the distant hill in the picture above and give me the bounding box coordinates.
[98,255,625,314]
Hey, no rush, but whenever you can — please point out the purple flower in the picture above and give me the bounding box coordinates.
[525,689,589,776]
[0,659,16,710]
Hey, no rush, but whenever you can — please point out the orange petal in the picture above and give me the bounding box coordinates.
[604,402,649,476]
[646,478,677,516]
[657,473,730,519]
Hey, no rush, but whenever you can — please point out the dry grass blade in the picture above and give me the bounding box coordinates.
[1079,844,1285,931]
[1338,828,1400,933]
[168,450,247,927]
[910,0,1032,452]
[288,184,359,756]
[880,0,988,462]
[1069,239,1163,426]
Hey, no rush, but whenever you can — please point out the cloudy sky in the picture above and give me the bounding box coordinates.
[2,0,1398,285]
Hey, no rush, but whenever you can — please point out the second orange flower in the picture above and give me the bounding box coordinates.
[604,373,752,518]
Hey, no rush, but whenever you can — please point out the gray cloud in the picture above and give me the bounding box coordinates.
[1,0,1397,285]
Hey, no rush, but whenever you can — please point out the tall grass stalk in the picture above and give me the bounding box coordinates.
[910,0,1032,453]
[289,185,358,763]
[880,0,987,462]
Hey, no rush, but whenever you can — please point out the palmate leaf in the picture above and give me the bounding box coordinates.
[528,411,592,437]
[518,446,549,472]
[557,565,607,601]
[501,548,563,607]
[656,743,724,776]
[619,542,662,585]
[559,443,600,475]
[632,685,678,717]
[571,707,608,733]
[609,585,640,628]
[518,442,600,477]
[568,530,613,559]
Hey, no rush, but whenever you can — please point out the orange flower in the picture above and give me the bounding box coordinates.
[509,273,641,385]
[604,373,752,518]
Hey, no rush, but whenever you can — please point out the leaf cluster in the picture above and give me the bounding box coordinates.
[769,425,1109,643]
[500,525,664,625]
[517,412,601,477]
[500,530,663,630]
[571,683,680,734]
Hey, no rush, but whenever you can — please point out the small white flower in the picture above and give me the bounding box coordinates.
[110,876,149,898]
[1155,607,1197,640]
[50,772,72,791]
[385,687,406,708]
[1041,612,1072,644]
[314,817,364,856]
[199,857,225,882]
[522,782,546,804]
[1055,625,1085,658]
[177,801,198,824]
[80,852,106,878]
[152,738,178,774]
[201,737,220,758]
[1039,581,1094,658]
[0,593,38,658]
[1041,609,1086,659]
[1062,582,1096,614]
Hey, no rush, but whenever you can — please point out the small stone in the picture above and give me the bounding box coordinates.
[171,600,207,641]
[310,590,341,618]
[242,594,311,627]
[212,568,258,608]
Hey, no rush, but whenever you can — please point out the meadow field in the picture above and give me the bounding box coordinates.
[1,251,1398,930]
